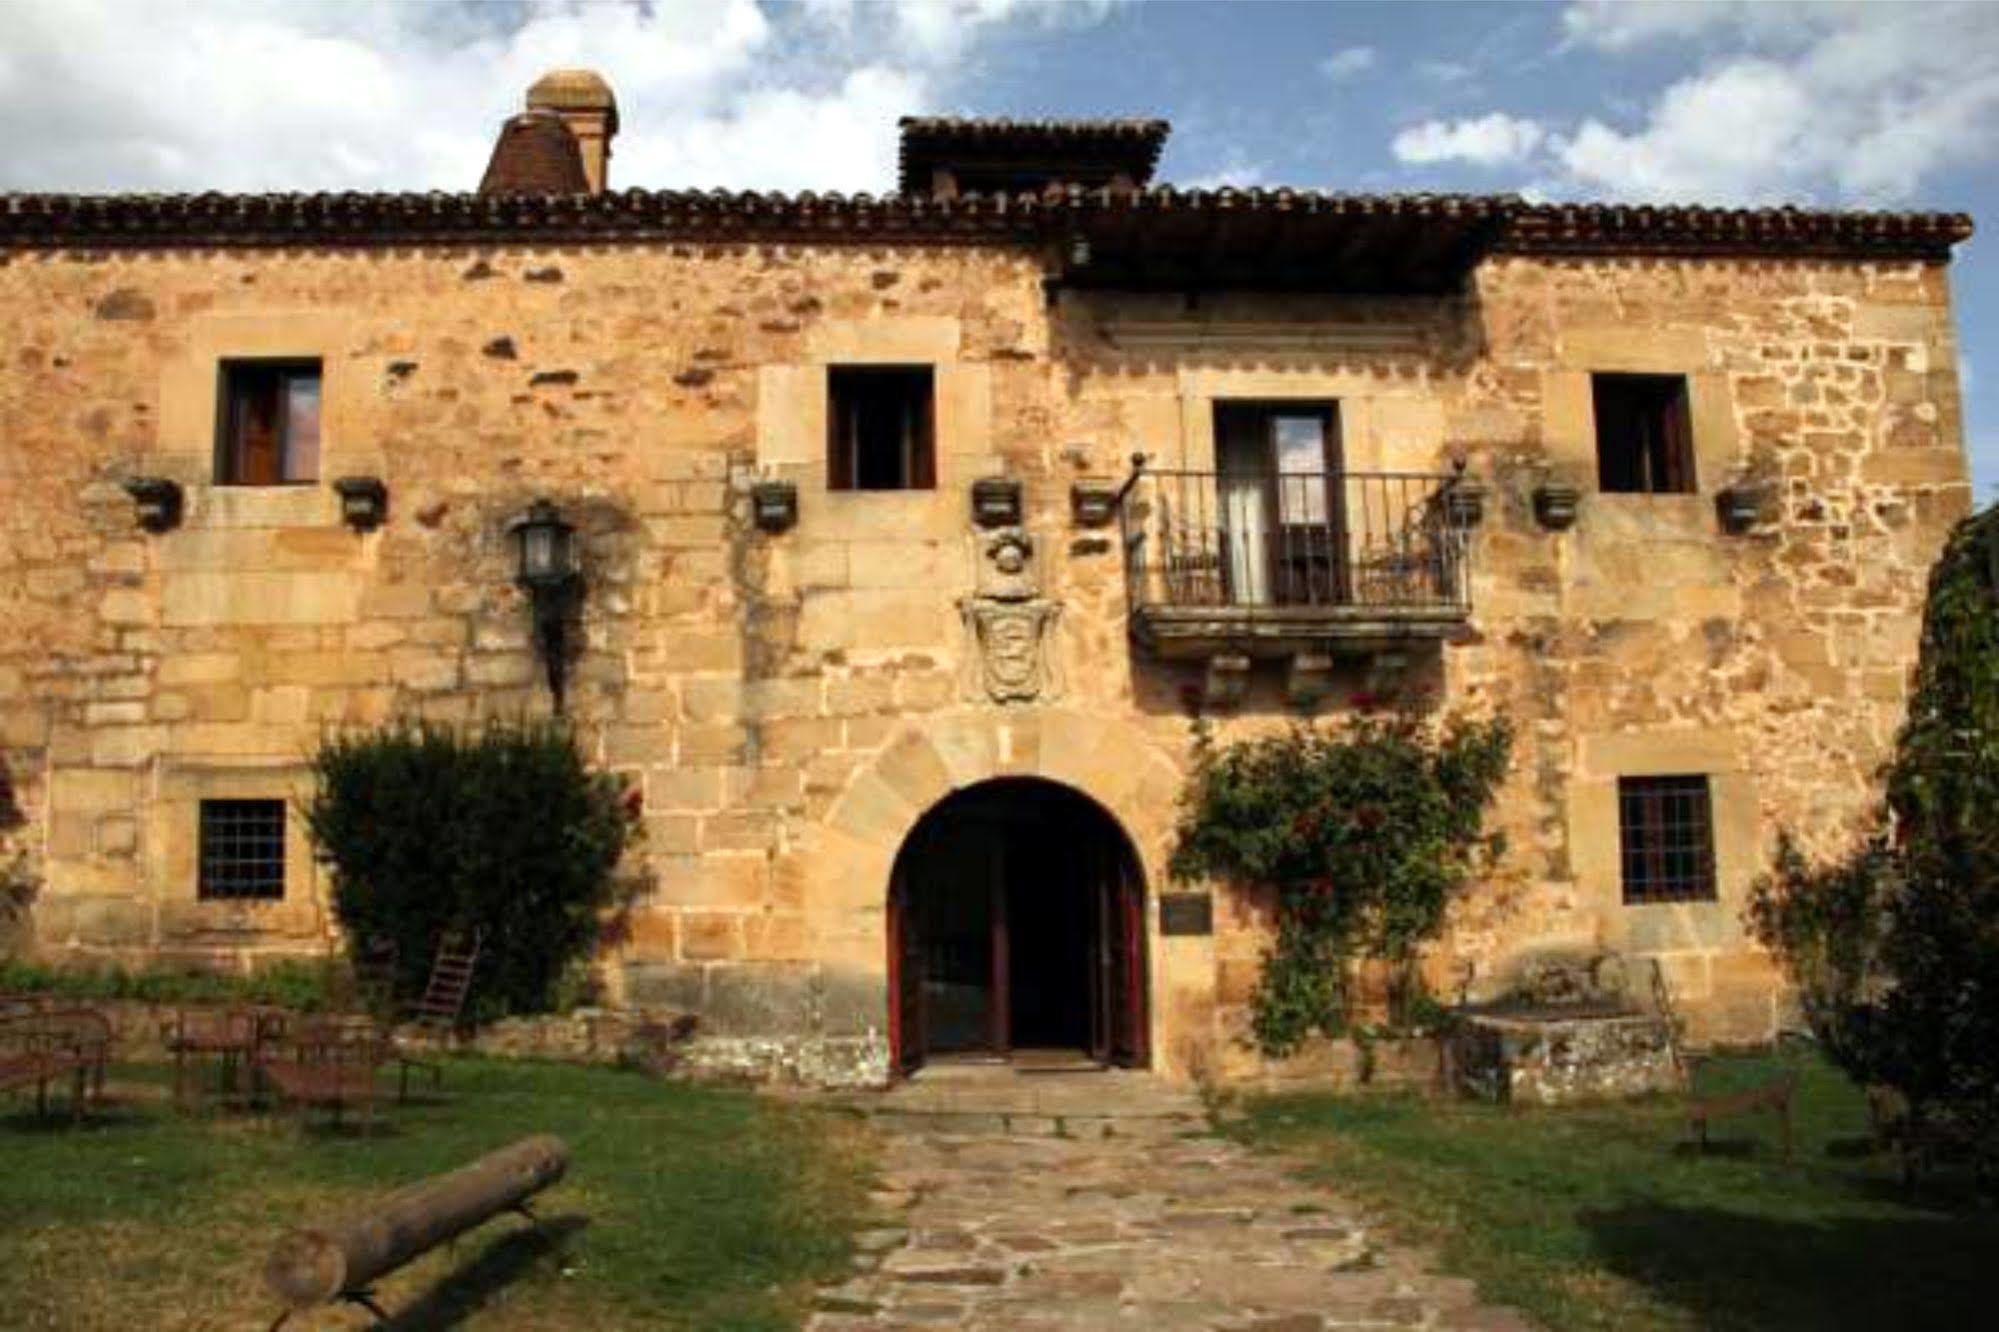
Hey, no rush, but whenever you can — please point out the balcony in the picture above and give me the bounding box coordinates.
[1117,466,1474,665]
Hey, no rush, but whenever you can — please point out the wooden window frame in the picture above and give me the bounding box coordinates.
[196,798,287,902]
[827,365,936,492]
[1592,373,1695,495]
[1212,401,1346,606]
[1617,775,1717,905]
[215,359,322,487]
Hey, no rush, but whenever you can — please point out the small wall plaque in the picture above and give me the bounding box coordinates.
[1159,892,1214,937]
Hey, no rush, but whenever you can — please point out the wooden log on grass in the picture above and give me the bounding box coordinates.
[265,1134,568,1312]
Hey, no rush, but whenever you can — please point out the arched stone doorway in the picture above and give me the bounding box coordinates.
[888,778,1148,1076]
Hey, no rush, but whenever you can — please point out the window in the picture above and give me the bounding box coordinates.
[1618,776,1716,904]
[1593,373,1693,494]
[828,366,934,491]
[1213,402,1344,606]
[197,799,286,901]
[217,361,321,485]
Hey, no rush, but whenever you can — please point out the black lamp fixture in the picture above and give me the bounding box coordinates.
[751,479,799,534]
[122,476,183,533]
[971,476,1023,528]
[510,498,581,711]
[332,476,388,532]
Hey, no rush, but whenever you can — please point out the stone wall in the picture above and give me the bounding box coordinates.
[0,236,1969,1083]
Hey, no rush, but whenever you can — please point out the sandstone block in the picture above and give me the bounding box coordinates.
[680,912,744,961]
[655,854,768,908]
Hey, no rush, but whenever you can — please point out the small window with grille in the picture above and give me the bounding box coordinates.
[1618,775,1716,904]
[197,799,286,901]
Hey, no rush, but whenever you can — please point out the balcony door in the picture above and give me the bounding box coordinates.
[1214,403,1344,606]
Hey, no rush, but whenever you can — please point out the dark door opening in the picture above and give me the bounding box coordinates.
[889,779,1146,1076]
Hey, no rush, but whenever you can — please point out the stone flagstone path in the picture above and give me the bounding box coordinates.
[806,1069,1535,1330]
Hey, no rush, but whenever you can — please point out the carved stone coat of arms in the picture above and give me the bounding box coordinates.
[960,529,1062,704]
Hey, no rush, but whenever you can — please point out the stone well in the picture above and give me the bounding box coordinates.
[1450,1004,1682,1105]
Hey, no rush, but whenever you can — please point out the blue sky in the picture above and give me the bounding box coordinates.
[2,1,1991,496]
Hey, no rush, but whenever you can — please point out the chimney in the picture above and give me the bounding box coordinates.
[526,69,619,193]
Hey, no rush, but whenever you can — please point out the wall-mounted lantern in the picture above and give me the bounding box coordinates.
[332,476,389,532]
[751,479,799,534]
[971,476,1023,528]
[510,498,581,712]
[1070,479,1119,529]
[1533,480,1581,531]
[122,476,183,534]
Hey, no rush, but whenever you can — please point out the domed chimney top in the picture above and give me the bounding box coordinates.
[524,69,618,193]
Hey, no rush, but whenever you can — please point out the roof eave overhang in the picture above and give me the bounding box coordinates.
[0,192,1973,270]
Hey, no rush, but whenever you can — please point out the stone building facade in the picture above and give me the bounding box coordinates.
[0,73,1975,1084]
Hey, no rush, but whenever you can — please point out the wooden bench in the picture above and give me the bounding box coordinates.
[1686,1068,1799,1159]
[1866,1085,1988,1185]
[265,1135,568,1329]
[0,1008,111,1122]
[259,1015,390,1132]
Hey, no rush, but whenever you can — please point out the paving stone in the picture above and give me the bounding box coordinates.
[810,1069,1535,1329]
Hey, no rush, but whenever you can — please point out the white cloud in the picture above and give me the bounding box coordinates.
[843,0,1120,64]
[1392,113,1545,168]
[1179,155,1270,191]
[1319,46,1377,81]
[1544,1,1999,204]
[1417,59,1474,84]
[0,0,1116,195]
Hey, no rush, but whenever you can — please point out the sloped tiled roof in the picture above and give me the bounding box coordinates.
[898,116,1172,194]
[1501,201,1973,258]
[0,185,1972,266]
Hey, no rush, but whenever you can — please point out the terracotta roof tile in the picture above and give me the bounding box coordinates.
[0,183,1972,265]
[1501,201,1974,259]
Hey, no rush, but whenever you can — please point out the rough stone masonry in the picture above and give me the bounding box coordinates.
[0,71,1974,1086]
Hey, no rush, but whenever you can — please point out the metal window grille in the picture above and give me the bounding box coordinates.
[197,799,286,901]
[1618,776,1716,904]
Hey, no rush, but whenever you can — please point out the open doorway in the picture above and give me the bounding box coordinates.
[888,779,1147,1076]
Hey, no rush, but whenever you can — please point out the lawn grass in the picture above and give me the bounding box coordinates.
[0,1058,874,1331]
[1233,1049,1999,1331]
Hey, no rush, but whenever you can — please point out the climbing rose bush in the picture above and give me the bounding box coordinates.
[1171,710,1512,1055]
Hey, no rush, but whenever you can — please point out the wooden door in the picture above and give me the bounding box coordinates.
[888,869,924,1077]
[1214,403,1346,606]
[1088,843,1148,1067]
[1108,854,1148,1066]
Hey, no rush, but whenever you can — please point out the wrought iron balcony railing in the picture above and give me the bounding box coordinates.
[1117,466,1473,656]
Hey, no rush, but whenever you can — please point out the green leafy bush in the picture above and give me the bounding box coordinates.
[0,956,340,1010]
[305,719,639,1021]
[1751,503,1999,1161]
[1746,832,1896,1077]
[1171,710,1513,1055]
